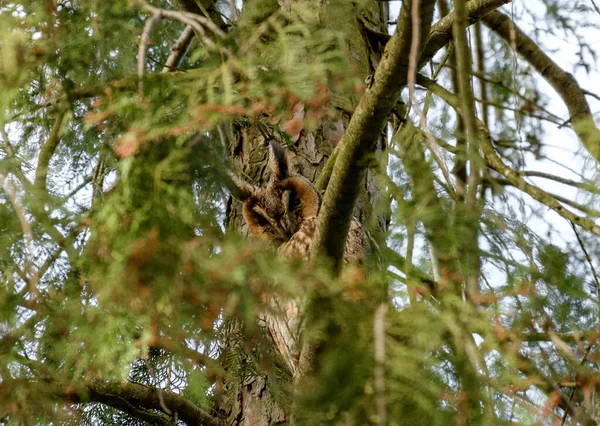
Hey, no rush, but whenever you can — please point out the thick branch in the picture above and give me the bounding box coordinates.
[420,0,512,68]
[68,381,222,426]
[163,25,195,72]
[35,110,66,191]
[311,0,437,269]
[483,10,600,162]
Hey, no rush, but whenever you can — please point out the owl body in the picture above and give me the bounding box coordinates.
[279,216,367,264]
[233,141,367,375]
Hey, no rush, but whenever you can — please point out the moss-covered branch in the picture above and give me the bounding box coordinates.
[310,0,437,269]
[419,0,512,68]
[68,380,223,426]
[483,10,600,162]
[311,0,513,269]
[451,0,483,296]
[34,110,66,191]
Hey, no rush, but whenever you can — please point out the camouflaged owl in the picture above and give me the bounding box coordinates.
[234,140,367,264]
[232,140,367,375]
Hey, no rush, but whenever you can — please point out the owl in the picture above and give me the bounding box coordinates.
[234,140,367,263]
[233,140,368,375]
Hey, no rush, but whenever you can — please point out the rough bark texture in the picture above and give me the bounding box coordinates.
[219,0,388,424]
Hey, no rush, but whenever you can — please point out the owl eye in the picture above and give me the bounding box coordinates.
[256,214,270,227]
[288,195,301,210]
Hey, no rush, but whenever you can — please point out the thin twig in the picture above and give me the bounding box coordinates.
[519,170,600,195]
[374,303,387,426]
[407,0,421,108]
[571,223,600,297]
[141,3,225,40]
[591,0,600,17]
[582,88,600,102]
[138,11,162,80]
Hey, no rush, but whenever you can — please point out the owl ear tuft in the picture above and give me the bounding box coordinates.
[268,140,289,180]
[279,176,321,219]
[226,172,256,201]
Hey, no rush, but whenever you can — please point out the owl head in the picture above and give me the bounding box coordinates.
[232,141,321,247]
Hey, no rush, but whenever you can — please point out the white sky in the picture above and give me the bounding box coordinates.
[389,1,600,249]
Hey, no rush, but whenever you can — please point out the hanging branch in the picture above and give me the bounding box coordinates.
[483,10,600,163]
[417,74,600,237]
[162,25,195,72]
[451,0,483,296]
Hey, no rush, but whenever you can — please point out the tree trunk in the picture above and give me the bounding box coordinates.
[217,1,389,423]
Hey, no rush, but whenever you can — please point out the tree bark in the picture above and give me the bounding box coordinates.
[218,0,389,423]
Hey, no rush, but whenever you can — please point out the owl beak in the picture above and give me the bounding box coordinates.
[278,219,293,241]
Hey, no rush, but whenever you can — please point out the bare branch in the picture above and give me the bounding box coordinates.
[34,110,67,191]
[67,381,223,426]
[420,0,513,68]
[163,25,195,73]
[373,303,387,426]
[141,3,225,45]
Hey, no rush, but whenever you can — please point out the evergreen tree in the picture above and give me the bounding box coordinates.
[1,0,600,425]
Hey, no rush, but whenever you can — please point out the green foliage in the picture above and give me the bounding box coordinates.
[183,369,212,410]
[1,0,600,425]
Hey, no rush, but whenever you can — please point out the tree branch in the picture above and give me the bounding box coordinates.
[417,74,600,236]
[311,0,437,269]
[420,0,512,68]
[482,10,600,163]
[149,338,225,378]
[163,25,195,72]
[451,0,482,296]
[67,381,223,426]
[518,170,600,195]
[35,110,67,191]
